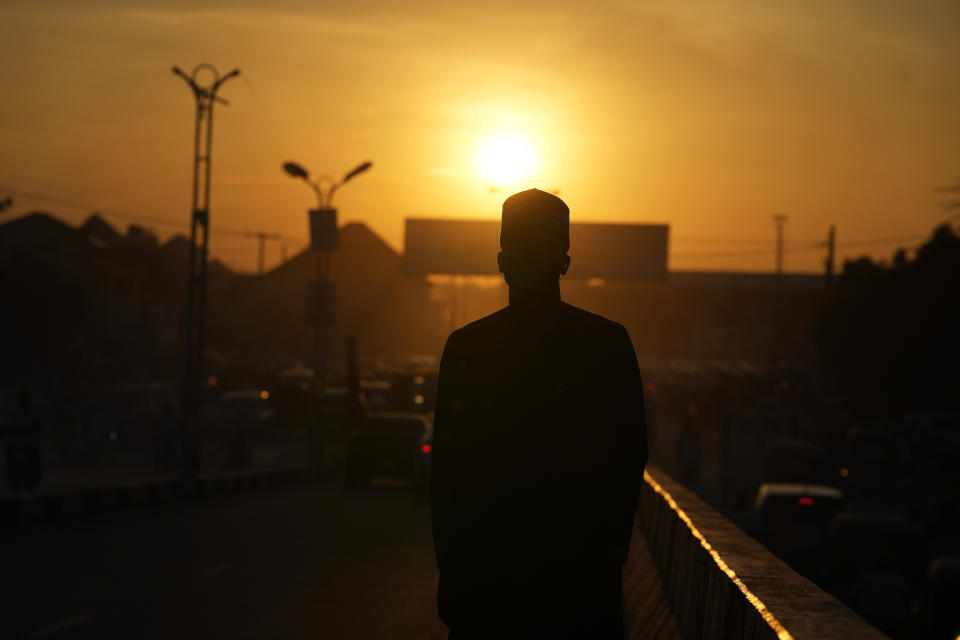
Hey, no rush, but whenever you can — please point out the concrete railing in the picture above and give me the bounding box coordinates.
[632,465,888,640]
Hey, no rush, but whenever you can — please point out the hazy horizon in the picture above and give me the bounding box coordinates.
[2,0,958,274]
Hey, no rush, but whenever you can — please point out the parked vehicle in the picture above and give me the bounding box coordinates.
[925,556,960,640]
[360,380,392,411]
[752,483,845,581]
[826,512,927,637]
[206,389,275,435]
[344,412,431,489]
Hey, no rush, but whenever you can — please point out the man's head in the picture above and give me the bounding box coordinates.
[497,189,571,295]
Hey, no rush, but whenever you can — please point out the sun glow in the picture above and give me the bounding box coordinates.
[476,132,538,185]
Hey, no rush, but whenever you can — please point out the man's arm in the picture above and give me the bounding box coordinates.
[430,334,456,573]
[609,324,649,562]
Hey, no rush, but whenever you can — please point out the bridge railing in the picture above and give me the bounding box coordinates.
[631,465,888,640]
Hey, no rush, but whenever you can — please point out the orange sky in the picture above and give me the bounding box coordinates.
[1,0,958,274]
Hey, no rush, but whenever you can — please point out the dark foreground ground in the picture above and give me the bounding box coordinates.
[1,481,447,639]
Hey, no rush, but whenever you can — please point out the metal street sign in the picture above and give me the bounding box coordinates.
[306,280,335,324]
[403,218,669,280]
[309,208,338,251]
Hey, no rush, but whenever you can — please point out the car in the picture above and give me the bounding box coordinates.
[206,389,275,435]
[344,412,432,489]
[826,513,927,592]
[826,513,927,636]
[359,380,392,411]
[925,556,960,639]
[752,482,845,580]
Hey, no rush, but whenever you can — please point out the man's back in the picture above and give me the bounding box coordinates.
[431,301,648,632]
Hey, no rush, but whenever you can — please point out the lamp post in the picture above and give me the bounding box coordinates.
[282,160,372,392]
[173,63,240,479]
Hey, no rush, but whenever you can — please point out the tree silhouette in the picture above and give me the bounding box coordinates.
[814,225,960,417]
[937,178,960,225]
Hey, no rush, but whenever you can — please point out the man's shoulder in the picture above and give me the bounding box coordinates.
[443,303,631,353]
[445,307,512,348]
[559,302,628,337]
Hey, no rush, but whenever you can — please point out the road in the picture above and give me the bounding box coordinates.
[1,480,447,639]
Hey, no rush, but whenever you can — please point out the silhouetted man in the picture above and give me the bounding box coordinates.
[431,189,648,639]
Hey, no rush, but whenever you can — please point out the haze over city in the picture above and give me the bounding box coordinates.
[2,0,958,273]
[4,1,960,639]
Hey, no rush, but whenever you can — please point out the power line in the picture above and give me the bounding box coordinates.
[834,234,927,248]
[239,230,282,274]
[671,235,839,249]
[0,184,939,256]
[0,185,305,244]
[671,246,823,260]
[671,236,775,246]
[1,186,190,230]
[670,234,929,260]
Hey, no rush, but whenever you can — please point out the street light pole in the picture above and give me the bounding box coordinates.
[283,160,371,475]
[282,160,372,391]
[173,63,240,479]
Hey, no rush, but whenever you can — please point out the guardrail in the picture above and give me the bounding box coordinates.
[632,465,888,640]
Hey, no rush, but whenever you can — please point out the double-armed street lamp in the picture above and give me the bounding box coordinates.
[283,161,372,210]
[173,63,240,479]
[282,160,373,392]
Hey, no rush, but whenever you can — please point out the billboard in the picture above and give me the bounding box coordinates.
[403,218,668,281]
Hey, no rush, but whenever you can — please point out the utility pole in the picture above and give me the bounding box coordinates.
[824,225,836,293]
[449,276,459,333]
[771,214,787,363]
[773,214,787,294]
[173,63,240,479]
[240,230,282,274]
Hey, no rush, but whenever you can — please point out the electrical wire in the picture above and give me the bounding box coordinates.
[0,184,940,258]
[670,236,774,246]
[0,185,306,243]
[834,235,927,248]
[671,246,824,260]
[2,186,190,230]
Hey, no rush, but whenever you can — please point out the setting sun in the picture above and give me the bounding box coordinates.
[476,132,539,185]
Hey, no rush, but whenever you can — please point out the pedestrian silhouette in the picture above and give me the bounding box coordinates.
[5,389,43,494]
[431,189,648,639]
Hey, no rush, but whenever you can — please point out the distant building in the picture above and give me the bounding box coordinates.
[443,270,824,366]
[124,225,158,248]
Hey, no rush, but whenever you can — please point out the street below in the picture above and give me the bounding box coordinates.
[1,481,446,639]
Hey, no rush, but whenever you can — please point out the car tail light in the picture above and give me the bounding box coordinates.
[421,443,432,454]
[798,497,815,506]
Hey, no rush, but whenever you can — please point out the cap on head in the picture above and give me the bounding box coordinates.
[500,189,570,253]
